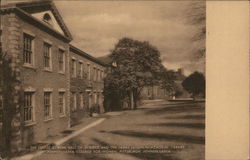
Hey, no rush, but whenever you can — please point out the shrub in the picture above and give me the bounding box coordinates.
[90,103,100,115]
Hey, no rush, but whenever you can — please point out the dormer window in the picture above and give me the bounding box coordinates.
[43,13,53,26]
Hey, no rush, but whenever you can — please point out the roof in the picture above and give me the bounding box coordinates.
[1,0,72,41]
[97,55,113,64]
[69,44,107,67]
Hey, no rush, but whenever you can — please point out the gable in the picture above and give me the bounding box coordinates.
[13,0,72,40]
[31,10,64,35]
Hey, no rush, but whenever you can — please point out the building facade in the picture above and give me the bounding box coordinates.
[0,0,106,151]
[69,45,106,126]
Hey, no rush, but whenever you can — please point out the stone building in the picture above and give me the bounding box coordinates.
[0,0,106,151]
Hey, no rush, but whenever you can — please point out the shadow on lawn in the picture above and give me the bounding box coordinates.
[144,103,205,115]
[92,138,181,160]
[165,114,205,120]
[104,130,205,144]
[143,122,205,129]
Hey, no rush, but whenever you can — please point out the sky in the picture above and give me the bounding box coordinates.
[2,0,205,76]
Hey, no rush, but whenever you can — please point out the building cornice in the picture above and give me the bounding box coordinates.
[1,7,72,43]
[69,44,107,67]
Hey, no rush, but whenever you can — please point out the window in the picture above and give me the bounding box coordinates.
[102,70,104,80]
[44,92,52,119]
[97,69,100,81]
[87,64,91,80]
[43,13,53,26]
[96,69,99,82]
[71,92,77,111]
[93,67,96,81]
[43,42,51,69]
[79,62,83,78]
[58,92,65,115]
[58,49,64,72]
[100,70,102,81]
[0,95,3,122]
[94,93,97,104]
[71,59,76,77]
[80,93,84,109]
[23,33,33,65]
[24,92,34,122]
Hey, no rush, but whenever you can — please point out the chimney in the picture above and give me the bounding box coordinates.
[177,68,183,75]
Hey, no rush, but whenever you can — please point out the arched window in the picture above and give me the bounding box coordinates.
[43,13,53,26]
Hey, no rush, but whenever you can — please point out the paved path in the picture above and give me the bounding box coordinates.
[33,100,205,160]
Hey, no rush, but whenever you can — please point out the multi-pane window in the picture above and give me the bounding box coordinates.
[58,49,64,72]
[87,64,91,80]
[43,42,51,69]
[24,92,34,122]
[80,93,84,109]
[58,92,65,115]
[95,69,98,81]
[44,92,52,119]
[79,62,83,78]
[0,95,3,122]
[71,59,76,77]
[97,69,100,82]
[93,67,96,81]
[101,71,104,80]
[71,92,77,111]
[23,33,33,64]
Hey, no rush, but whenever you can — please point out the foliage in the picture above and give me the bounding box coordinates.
[186,1,206,59]
[159,69,176,93]
[0,51,21,156]
[182,71,205,98]
[104,37,170,110]
[90,103,100,114]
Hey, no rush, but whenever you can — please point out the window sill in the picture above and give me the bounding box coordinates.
[24,121,36,127]
[58,71,65,75]
[44,118,53,122]
[43,68,53,73]
[59,114,66,118]
[23,64,36,70]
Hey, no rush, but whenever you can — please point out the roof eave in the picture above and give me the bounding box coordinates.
[1,7,72,42]
[69,45,107,67]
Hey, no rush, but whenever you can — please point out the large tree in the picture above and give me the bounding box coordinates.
[105,37,166,110]
[186,1,206,59]
[182,71,205,100]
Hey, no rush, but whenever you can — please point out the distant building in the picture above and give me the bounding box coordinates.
[140,68,190,100]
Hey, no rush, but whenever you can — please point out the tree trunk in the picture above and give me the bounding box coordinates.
[130,90,134,110]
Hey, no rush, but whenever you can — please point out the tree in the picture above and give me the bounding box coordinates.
[0,51,22,156]
[182,71,205,100]
[105,37,165,110]
[186,1,206,59]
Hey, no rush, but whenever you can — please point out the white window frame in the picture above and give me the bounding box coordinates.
[94,92,97,104]
[58,48,65,73]
[71,92,77,111]
[93,67,96,81]
[71,58,77,78]
[23,32,35,67]
[58,92,65,116]
[79,61,83,78]
[43,42,52,71]
[44,91,53,121]
[23,91,35,124]
[87,63,91,80]
[80,93,84,109]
